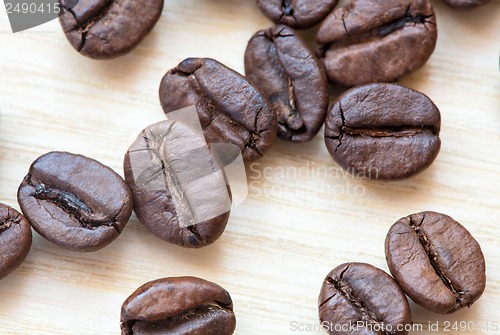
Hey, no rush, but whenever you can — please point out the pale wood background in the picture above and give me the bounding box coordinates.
[0,0,499,334]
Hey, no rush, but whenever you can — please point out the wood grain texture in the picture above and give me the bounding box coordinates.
[0,0,499,334]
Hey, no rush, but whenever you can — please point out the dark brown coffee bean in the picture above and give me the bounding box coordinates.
[316,0,437,87]
[256,0,339,29]
[442,0,490,9]
[124,120,231,248]
[319,263,412,335]
[245,25,329,142]
[121,277,236,335]
[17,151,133,252]
[59,0,163,59]
[159,58,277,162]
[0,204,32,280]
[386,211,486,314]
[324,83,441,180]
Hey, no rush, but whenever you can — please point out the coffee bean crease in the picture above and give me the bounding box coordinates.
[30,180,122,233]
[61,0,113,51]
[324,84,441,179]
[245,26,328,141]
[377,7,430,37]
[321,10,434,57]
[409,214,464,306]
[160,58,277,161]
[59,0,162,59]
[121,277,236,334]
[316,0,437,86]
[0,221,11,233]
[169,70,268,156]
[0,211,22,233]
[0,209,23,233]
[321,3,435,47]
[139,124,198,231]
[0,204,32,280]
[124,300,233,332]
[281,0,294,17]
[323,266,394,335]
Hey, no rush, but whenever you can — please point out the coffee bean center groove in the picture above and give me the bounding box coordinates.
[410,214,464,306]
[324,265,393,335]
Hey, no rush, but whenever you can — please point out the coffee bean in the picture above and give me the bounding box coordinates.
[59,0,163,59]
[319,262,412,335]
[385,211,486,314]
[441,0,490,9]
[245,25,329,142]
[0,204,32,280]
[316,0,437,86]
[124,120,231,248]
[17,151,133,252]
[120,277,236,335]
[256,0,339,29]
[159,58,277,162]
[324,83,441,180]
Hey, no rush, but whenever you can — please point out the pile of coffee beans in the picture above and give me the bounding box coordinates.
[0,0,492,333]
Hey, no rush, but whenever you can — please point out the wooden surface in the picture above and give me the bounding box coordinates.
[0,1,499,334]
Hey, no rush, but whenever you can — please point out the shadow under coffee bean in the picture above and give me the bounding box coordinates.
[0,203,32,280]
[245,25,329,143]
[17,151,133,252]
[316,0,437,86]
[120,277,236,335]
[318,262,412,335]
[385,211,486,314]
[324,83,441,180]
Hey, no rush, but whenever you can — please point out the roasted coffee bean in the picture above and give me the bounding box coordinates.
[121,277,236,335]
[124,120,231,248]
[316,0,437,87]
[245,25,329,142]
[159,58,277,162]
[324,83,441,180]
[256,0,339,29]
[386,211,486,314]
[59,0,163,59]
[319,262,412,335]
[441,0,490,9]
[0,204,32,280]
[17,151,133,252]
